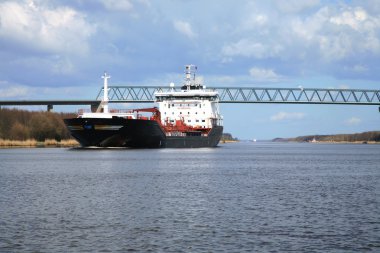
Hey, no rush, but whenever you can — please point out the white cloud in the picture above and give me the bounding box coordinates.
[318,35,353,60]
[345,64,369,74]
[195,75,204,85]
[0,1,96,55]
[297,6,380,60]
[222,39,283,59]
[242,14,268,30]
[291,7,329,41]
[254,14,268,25]
[213,75,235,84]
[276,0,320,13]
[339,84,350,89]
[100,0,133,12]
[0,81,30,98]
[249,67,282,82]
[353,64,368,73]
[222,2,380,71]
[173,20,197,39]
[345,117,362,125]
[271,112,306,121]
[330,8,368,30]
[0,80,96,99]
[0,0,379,91]
[51,56,75,75]
[354,0,380,14]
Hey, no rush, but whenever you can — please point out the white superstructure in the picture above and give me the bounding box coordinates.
[155,65,223,129]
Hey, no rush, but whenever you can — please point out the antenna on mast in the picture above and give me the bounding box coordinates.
[184,64,197,90]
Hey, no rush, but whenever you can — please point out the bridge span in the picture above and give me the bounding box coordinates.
[98,86,380,105]
[0,86,379,111]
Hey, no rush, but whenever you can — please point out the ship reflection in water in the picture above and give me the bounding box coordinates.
[64,65,223,148]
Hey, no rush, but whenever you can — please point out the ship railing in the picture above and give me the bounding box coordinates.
[108,109,134,114]
[78,109,91,115]
[78,108,135,115]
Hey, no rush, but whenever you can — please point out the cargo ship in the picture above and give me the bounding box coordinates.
[64,65,223,148]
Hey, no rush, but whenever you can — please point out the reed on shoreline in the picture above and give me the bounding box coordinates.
[221,140,239,143]
[0,139,79,147]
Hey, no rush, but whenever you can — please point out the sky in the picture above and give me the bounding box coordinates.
[0,0,379,140]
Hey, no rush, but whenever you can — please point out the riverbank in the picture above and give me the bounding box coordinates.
[220,133,239,143]
[221,140,239,143]
[0,139,79,148]
[273,131,380,144]
[313,141,379,144]
[278,140,380,144]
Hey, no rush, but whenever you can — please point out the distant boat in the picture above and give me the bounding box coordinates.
[252,139,257,142]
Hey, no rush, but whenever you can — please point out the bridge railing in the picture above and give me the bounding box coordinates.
[97,86,380,105]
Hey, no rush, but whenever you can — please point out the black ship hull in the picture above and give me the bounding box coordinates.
[64,118,223,148]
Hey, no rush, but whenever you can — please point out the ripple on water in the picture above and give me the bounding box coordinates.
[0,143,379,252]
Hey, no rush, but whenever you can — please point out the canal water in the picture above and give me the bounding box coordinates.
[0,142,379,252]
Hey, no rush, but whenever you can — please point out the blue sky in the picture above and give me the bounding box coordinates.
[0,0,379,139]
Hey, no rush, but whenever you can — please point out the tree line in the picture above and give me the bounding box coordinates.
[273,131,380,142]
[0,108,75,141]
[221,133,238,141]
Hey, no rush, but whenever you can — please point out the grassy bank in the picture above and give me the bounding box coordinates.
[0,139,79,148]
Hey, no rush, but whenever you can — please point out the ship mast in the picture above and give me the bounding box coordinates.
[102,72,110,113]
[184,64,197,90]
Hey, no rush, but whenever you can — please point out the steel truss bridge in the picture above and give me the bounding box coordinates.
[97,86,380,105]
[1,86,379,111]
